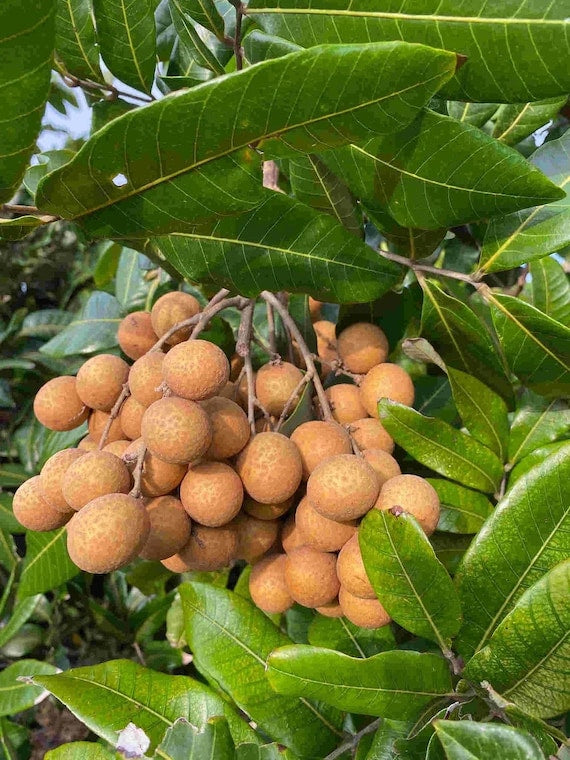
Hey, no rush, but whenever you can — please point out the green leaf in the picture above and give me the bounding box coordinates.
[508,390,570,465]
[170,0,226,75]
[365,718,412,760]
[360,510,461,649]
[235,743,299,760]
[0,216,48,242]
[445,102,498,128]
[0,597,42,648]
[91,98,135,133]
[174,0,226,41]
[485,691,563,757]
[267,646,452,718]
[24,149,75,197]
[308,615,396,658]
[93,0,156,93]
[180,581,343,757]
[17,529,79,600]
[247,0,570,102]
[0,0,56,203]
[379,400,503,493]
[488,291,570,399]
[0,660,58,718]
[55,0,102,81]
[431,534,472,576]
[36,42,456,238]
[115,248,151,310]
[45,743,118,759]
[154,192,402,303]
[0,528,17,573]
[433,720,544,760]
[455,444,570,660]
[243,30,301,64]
[509,441,570,486]
[530,256,570,326]
[427,480,493,535]
[155,717,234,760]
[492,97,567,146]
[20,309,74,338]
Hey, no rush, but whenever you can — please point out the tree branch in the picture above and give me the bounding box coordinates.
[232,2,245,70]
[236,300,257,434]
[380,249,480,284]
[324,719,382,760]
[98,384,130,449]
[62,72,154,104]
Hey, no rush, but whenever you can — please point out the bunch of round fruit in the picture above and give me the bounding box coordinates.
[12,291,440,630]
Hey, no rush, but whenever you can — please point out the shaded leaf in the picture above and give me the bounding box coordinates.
[308,615,396,658]
[508,390,570,465]
[0,466,27,490]
[17,529,79,600]
[431,534,472,576]
[428,479,493,535]
[174,0,226,40]
[24,149,75,197]
[155,717,234,760]
[434,719,543,760]
[365,718,413,760]
[170,0,227,75]
[243,30,301,64]
[0,528,17,573]
[115,248,151,310]
[20,309,74,338]
[493,97,567,146]
[446,102,498,128]
[91,98,135,133]
[530,255,570,326]
[0,660,58,718]
[509,441,570,486]
[55,0,102,81]
[45,743,118,759]
[0,597,41,648]
[0,216,49,242]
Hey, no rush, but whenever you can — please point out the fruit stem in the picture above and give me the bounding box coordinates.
[190,288,230,338]
[151,294,246,350]
[274,369,315,432]
[265,301,279,359]
[98,383,130,450]
[236,300,258,435]
[129,443,147,499]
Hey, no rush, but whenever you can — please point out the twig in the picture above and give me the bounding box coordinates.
[151,295,245,350]
[232,3,245,70]
[133,641,147,666]
[98,384,130,449]
[266,301,278,357]
[129,443,147,499]
[2,204,39,215]
[62,72,154,104]
[324,719,382,760]
[274,369,314,432]
[236,301,257,434]
[312,354,363,383]
[189,287,231,338]
[509,264,529,297]
[380,249,482,285]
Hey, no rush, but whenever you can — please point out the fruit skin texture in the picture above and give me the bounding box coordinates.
[281,516,306,554]
[124,438,186,497]
[141,397,212,464]
[325,384,367,425]
[249,554,293,614]
[255,362,304,416]
[307,454,379,521]
[375,474,440,535]
[180,461,243,527]
[313,320,337,363]
[339,587,391,629]
[139,496,192,561]
[362,449,401,487]
[63,451,132,510]
[76,354,129,411]
[337,534,375,599]
[78,435,98,451]
[316,599,343,618]
[172,524,238,571]
[243,496,292,521]
[120,396,146,440]
[233,513,279,564]
[33,376,88,432]
[128,352,165,407]
[89,410,125,444]
[150,291,200,345]
[285,546,340,608]
[67,494,150,574]
[162,340,230,401]
[295,496,357,552]
[337,322,389,374]
[360,363,415,417]
[118,311,158,360]
[350,418,394,454]
[201,396,250,460]
[103,440,131,457]
[13,476,74,531]
[290,420,352,479]
[236,432,302,504]
[39,448,84,512]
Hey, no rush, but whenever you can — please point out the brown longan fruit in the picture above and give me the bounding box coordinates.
[103,439,131,457]
[67,493,150,573]
[350,418,394,454]
[308,297,323,322]
[255,362,305,417]
[337,323,389,374]
[325,384,367,425]
[249,554,293,614]
[201,396,250,460]
[128,352,165,407]
[313,320,338,363]
[230,354,244,381]
[375,474,440,535]
[244,496,293,521]
[33,376,89,431]
[180,461,243,527]
[124,439,187,497]
[162,340,229,401]
[307,454,379,521]
[62,451,131,510]
[339,587,391,629]
[236,432,302,504]
[150,291,201,345]
[13,476,74,531]
[120,396,146,440]
[290,420,352,479]
[233,513,280,564]
[89,410,125,444]
[118,311,158,360]
[360,363,415,417]
[362,449,401,487]
[78,435,98,451]
[281,515,306,553]
[284,546,340,608]
[141,397,212,464]
[39,448,85,511]
[337,534,375,599]
[161,553,191,573]
[76,354,129,411]
[316,599,343,618]
[174,523,238,571]
[295,496,356,552]
[139,496,192,560]
[217,381,236,401]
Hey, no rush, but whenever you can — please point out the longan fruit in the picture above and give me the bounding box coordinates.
[173,523,238,571]
[180,461,243,527]
[33,376,88,431]
[255,362,304,417]
[337,534,375,599]
[281,515,306,553]
[339,587,391,629]
[233,513,280,564]
[360,363,415,417]
[235,432,302,504]
[103,439,131,457]
[375,474,440,535]
[255,416,274,433]
[162,340,229,401]
[120,396,146,440]
[76,354,129,411]
[13,476,74,531]
[325,384,367,425]
[249,554,293,614]
[307,454,379,521]
[128,352,165,407]
[124,439,186,497]
[201,396,250,460]
[313,320,338,363]
[230,354,244,381]
[118,311,158,360]
[39,448,84,511]
[362,449,401,487]
[63,451,131,510]
[139,496,192,561]
[150,291,201,345]
[290,420,352,479]
[350,418,394,454]
[337,323,389,374]
[141,397,212,464]
[295,496,356,552]
[316,599,343,618]
[67,493,150,573]
[78,435,98,451]
[308,297,323,322]
[161,553,191,573]
[218,381,237,401]
[244,496,293,521]
[89,410,125,444]
[285,546,340,608]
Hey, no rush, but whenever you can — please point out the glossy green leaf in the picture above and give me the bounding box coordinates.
[180,582,343,757]
[36,42,456,238]
[0,528,17,573]
[493,97,567,146]
[24,149,75,198]
[485,690,563,757]
[508,390,570,465]
[379,400,503,493]
[17,529,79,600]
[431,534,472,576]
[91,98,135,133]
[455,444,570,659]
[174,0,226,40]
[465,560,570,718]
[243,30,301,64]
[489,291,570,398]
[55,0,102,81]
[360,509,461,649]
[267,646,452,718]
[0,596,42,648]
[446,102,498,128]
[93,0,156,93]
[509,441,570,486]
[0,0,56,203]
[428,479,493,535]
[0,216,48,241]
[434,720,544,760]
[170,0,226,75]
[530,255,570,326]
[414,376,456,425]
[115,248,151,310]
[0,660,58,717]
[308,615,396,658]
[365,718,413,760]
[45,743,118,759]
[155,717,235,760]
[0,492,23,529]
[154,192,402,303]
